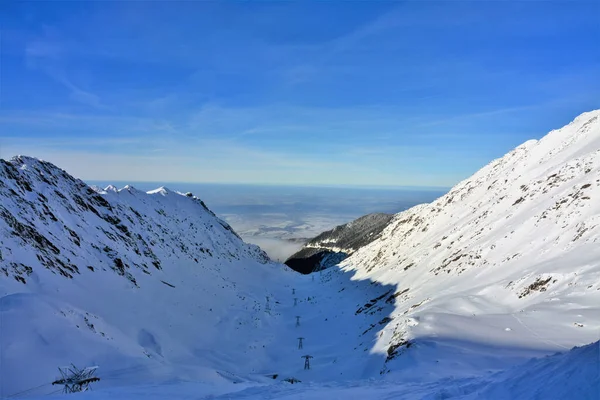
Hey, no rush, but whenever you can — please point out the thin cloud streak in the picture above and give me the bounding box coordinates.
[3,1,599,186]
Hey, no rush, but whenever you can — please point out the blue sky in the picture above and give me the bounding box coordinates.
[1,1,599,187]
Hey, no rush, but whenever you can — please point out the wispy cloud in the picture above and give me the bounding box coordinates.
[0,102,500,187]
[25,30,106,109]
[4,1,599,187]
[416,105,544,128]
[53,72,105,109]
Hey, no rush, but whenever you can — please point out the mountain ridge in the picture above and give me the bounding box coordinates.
[0,155,269,287]
[336,109,600,366]
[0,156,297,396]
[1,110,599,399]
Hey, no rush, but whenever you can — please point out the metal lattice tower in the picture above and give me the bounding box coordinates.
[297,337,304,349]
[294,297,298,306]
[292,288,296,295]
[295,316,301,327]
[265,296,271,313]
[301,355,313,370]
[52,364,100,393]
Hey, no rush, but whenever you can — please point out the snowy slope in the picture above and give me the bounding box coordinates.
[31,341,597,399]
[337,110,600,376]
[0,156,299,397]
[1,156,402,399]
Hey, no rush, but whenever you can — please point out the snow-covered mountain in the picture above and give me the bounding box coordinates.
[0,156,298,396]
[337,109,600,376]
[285,213,394,273]
[0,156,270,286]
[0,156,408,398]
[2,109,600,399]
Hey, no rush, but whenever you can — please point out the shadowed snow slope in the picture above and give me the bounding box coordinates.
[0,156,403,398]
[2,110,600,399]
[0,156,294,396]
[31,341,598,399]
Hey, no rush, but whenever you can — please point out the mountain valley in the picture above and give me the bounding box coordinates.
[1,111,599,399]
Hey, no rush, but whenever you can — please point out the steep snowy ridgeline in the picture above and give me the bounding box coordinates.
[0,156,300,396]
[285,213,394,274]
[338,110,600,374]
[0,156,269,286]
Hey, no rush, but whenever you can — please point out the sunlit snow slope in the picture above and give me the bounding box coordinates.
[339,110,600,377]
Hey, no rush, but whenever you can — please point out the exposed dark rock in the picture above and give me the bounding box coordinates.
[285,213,394,274]
[285,249,348,275]
[386,339,412,361]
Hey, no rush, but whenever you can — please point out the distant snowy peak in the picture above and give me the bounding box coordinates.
[146,186,170,196]
[0,155,269,287]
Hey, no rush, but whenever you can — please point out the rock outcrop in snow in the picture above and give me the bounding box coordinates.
[285,213,394,274]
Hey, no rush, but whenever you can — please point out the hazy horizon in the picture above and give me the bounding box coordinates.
[4,2,598,187]
[87,180,448,261]
[86,179,450,192]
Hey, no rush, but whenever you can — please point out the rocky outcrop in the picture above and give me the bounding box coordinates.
[285,213,394,274]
